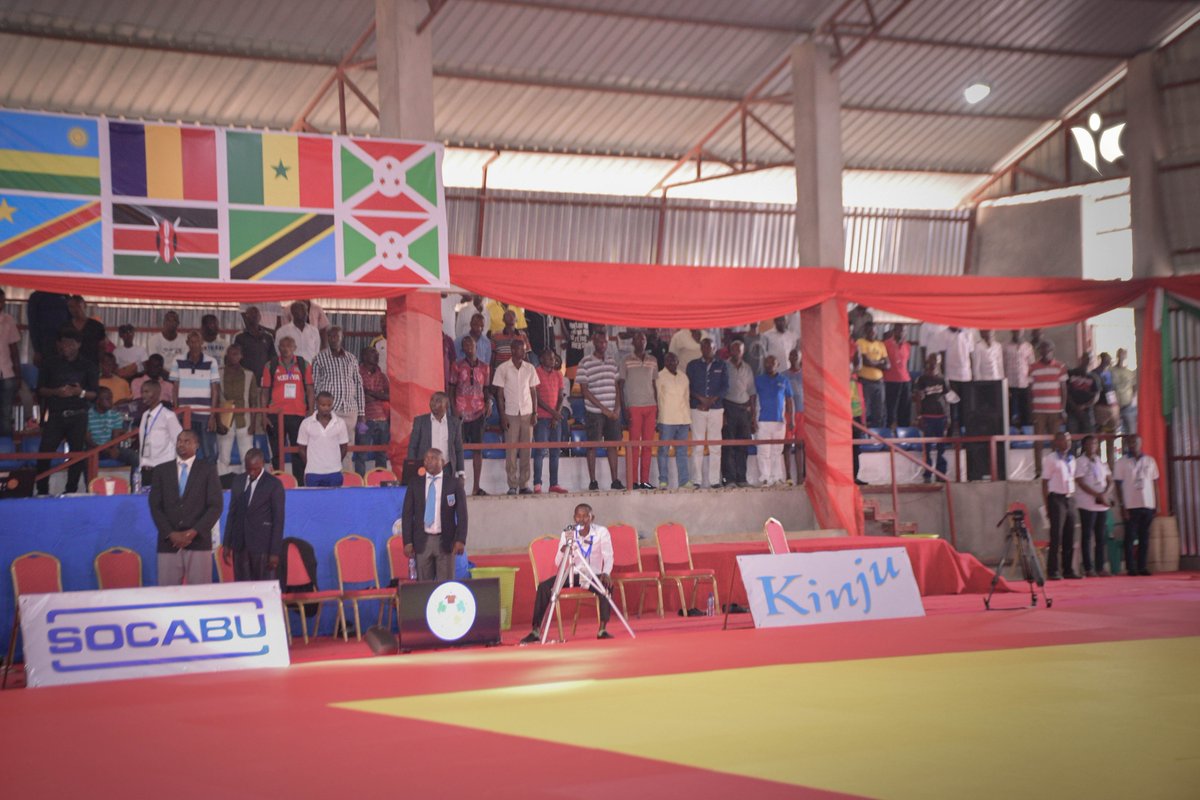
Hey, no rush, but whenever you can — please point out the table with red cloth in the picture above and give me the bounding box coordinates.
[471,536,1010,629]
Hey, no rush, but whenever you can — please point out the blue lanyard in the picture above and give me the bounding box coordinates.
[577,530,594,561]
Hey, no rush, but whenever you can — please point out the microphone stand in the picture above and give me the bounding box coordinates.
[539,525,636,644]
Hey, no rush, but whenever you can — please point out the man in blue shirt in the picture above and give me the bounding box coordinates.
[754,355,794,486]
[685,338,728,488]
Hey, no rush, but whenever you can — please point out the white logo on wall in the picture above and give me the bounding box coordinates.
[425,581,477,641]
[1070,113,1125,175]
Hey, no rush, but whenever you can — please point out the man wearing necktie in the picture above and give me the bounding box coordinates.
[222,449,286,581]
[400,448,468,582]
[149,430,224,586]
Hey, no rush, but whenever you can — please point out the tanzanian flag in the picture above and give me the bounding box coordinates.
[0,110,100,196]
[229,209,335,281]
[226,132,333,209]
[109,122,217,201]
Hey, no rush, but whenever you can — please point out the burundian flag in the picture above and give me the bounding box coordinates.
[0,110,100,196]
[227,132,333,209]
[339,138,438,214]
[109,122,217,201]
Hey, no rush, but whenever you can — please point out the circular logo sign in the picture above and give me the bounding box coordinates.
[425,581,477,642]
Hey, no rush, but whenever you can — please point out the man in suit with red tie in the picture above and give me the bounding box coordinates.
[222,449,286,581]
[401,447,468,582]
[149,430,224,586]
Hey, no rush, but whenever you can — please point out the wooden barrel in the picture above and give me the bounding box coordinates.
[1148,515,1181,574]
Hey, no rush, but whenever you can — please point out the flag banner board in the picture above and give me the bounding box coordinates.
[736,548,925,629]
[19,581,290,687]
[0,108,447,288]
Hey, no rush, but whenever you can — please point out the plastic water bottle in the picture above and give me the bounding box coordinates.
[706,593,716,617]
[131,468,141,494]
[408,557,418,581]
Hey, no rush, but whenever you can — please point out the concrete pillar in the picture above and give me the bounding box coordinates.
[1126,52,1173,281]
[376,0,440,467]
[793,42,860,535]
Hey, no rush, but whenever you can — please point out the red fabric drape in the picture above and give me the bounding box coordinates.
[1138,296,1170,512]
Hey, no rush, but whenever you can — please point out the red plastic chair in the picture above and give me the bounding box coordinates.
[334,535,399,641]
[765,517,790,555]
[655,522,719,614]
[529,535,600,640]
[365,468,398,487]
[608,523,663,618]
[213,546,236,584]
[89,475,130,495]
[386,534,413,585]
[341,471,365,487]
[4,552,64,689]
[282,541,347,645]
[94,546,143,589]
[272,470,298,489]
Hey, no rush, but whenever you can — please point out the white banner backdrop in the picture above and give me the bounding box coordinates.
[737,548,925,628]
[19,581,290,687]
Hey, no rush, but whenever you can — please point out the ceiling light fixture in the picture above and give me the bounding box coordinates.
[963,83,991,105]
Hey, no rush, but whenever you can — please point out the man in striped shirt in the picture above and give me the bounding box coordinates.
[1029,340,1068,478]
[312,326,365,471]
[171,331,221,462]
[577,331,624,491]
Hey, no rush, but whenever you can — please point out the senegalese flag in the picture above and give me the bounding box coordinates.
[227,132,333,209]
[0,193,101,273]
[339,137,438,214]
[112,204,220,279]
[229,209,335,281]
[109,122,217,201]
[341,214,439,285]
[0,110,100,196]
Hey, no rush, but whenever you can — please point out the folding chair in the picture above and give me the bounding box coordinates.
[333,535,399,641]
[94,546,143,589]
[655,522,719,614]
[341,471,365,487]
[281,541,347,645]
[607,523,663,618]
[4,552,63,689]
[764,517,790,554]
[529,535,600,640]
[88,475,131,495]
[213,546,236,583]
[365,468,398,487]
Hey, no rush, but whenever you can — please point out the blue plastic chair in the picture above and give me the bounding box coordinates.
[1011,425,1035,450]
[482,431,506,459]
[895,426,923,451]
[856,427,893,453]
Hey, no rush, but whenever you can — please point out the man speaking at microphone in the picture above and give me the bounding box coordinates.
[521,503,614,643]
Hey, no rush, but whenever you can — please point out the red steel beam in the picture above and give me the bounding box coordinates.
[290,22,377,132]
[432,68,738,102]
[745,109,794,154]
[662,161,794,191]
[828,0,916,69]
[342,72,380,118]
[840,104,1049,123]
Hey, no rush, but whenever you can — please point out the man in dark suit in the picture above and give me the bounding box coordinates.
[407,392,465,479]
[149,430,224,586]
[222,448,285,581]
[401,448,468,582]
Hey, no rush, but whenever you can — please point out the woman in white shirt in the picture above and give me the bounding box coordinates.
[1074,434,1113,577]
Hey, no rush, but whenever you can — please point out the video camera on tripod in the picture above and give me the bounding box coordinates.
[985,503,1053,610]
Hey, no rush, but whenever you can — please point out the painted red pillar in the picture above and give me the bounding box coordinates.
[387,292,442,467]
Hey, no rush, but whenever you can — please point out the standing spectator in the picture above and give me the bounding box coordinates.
[687,338,728,489]
[1029,341,1067,477]
[1041,431,1080,581]
[1094,352,1120,444]
[233,306,276,386]
[722,339,757,488]
[262,336,313,480]
[149,430,223,586]
[492,339,539,495]
[400,447,468,583]
[370,316,388,365]
[656,352,691,490]
[449,336,491,496]
[972,329,1003,381]
[455,312,492,365]
[849,305,874,341]
[1113,434,1159,576]
[61,295,106,366]
[0,288,20,436]
[171,331,221,463]
[215,344,259,480]
[855,322,889,429]
[760,317,799,376]
[669,328,704,372]
[442,332,457,394]
[490,309,530,369]
[488,301,527,335]
[132,354,175,404]
[407,392,464,480]
[646,329,670,369]
[99,352,133,409]
[1074,434,1112,577]
[882,324,911,429]
[913,354,950,483]
[561,318,592,382]
[135,380,182,489]
[1003,330,1035,428]
[312,325,364,470]
[297,392,349,487]
[86,386,137,470]
[276,299,330,343]
[1066,352,1101,435]
[754,355,793,486]
[620,331,658,491]
[35,330,99,495]
[26,290,70,366]
[741,325,765,375]
[112,323,146,380]
[942,327,973,433]
[533,349,567,494]
[850,338,866,486]
[577,332,624,491]
[1111,348,1137,434]
[456,295,489,342]
[274,301,321,364]
[785,349,805,485]
[355,347,390,475]
[148,311,187,368]
[222,449,285,581]
[200,313,229,364]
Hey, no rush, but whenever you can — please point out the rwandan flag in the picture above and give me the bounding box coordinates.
[0,110,100,196]
[226,131,333,209]
[109,122,217,201]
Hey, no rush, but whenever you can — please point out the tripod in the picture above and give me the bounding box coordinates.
[985,508,1053,610]
[539,527,636,644]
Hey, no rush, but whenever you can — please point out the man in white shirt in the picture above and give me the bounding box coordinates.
[147,310,187,367]
[1003,330,1035,427]
[972,329,1004,381]
[942,327,974,432]
[297,392,349,487]
[113,323,148,380]
[521,503,615,643]
[400,448,468,582]
[1113,435,1160,576]
[1041,432,1080,580]
[668,328,703,371]
[492,339,540,495]
[1074,434,1113,577]
[274,301,322,364]
[136,380,183,489]
[760,317,799,375]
